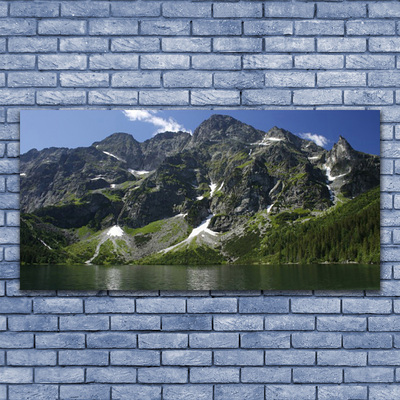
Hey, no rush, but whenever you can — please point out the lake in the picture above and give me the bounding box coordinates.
[20,263,380,291]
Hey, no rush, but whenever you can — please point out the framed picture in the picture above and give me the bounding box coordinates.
[20,110,380,290]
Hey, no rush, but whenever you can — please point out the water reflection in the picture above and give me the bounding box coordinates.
[21,263,380,291]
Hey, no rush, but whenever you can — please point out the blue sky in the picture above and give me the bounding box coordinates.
[21,110,380,155]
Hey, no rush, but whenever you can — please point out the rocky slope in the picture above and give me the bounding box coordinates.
[20,114,380,265]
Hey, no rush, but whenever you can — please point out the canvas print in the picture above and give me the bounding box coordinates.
[20,110,380,290]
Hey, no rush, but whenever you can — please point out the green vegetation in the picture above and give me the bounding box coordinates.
[227,186,380,265]
[123,218,167,236]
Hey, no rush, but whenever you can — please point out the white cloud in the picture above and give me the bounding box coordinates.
[299,132,329,148]
[123,110,190,135]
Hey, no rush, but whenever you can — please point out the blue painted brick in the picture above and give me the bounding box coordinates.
[163,2,210,18]
[112,38,160,53]
[265,3,314,18]
[59,350,109,366]
[38,54,87,70]
[189,332,239,348]
[345,367,394,383]
[86,367,136,383]
[292,333,341,348]
[0,55,35,70]
[317,316,366,331]
[141,20,189,36]
[10,2,59,17]
[112,385,161,400]
[162,315,211,331]
[0,3,6,17]
[193,20,241,36]
[60,315,109,331]
[265,385,316,400]
[111,315,160,330]
[0,297,31,313]
[112,2,160,17]
[343,299,392,314]
[0,91,34,106]
[0,367,32,383]
[62,2,110,17]
[163,71,211,88]
[318,38,366,53]
[214,384,264,400]
[346,55,395,70]
[4,246,18,262]
[0,333,33,348]
[90,54,138,70]
[162,350,211,366]
[369,3,400,18]
[8,315,57,331]
[318,71,366,87]
[85,298,135,313]
[191,90,239,106]
[317,3,366,19]
[6,143,19,158]
[0,316,5,330]
[369,350,400,365]
[265,350,315,365]
[242,367,291,383]
[370,38,400,53]
[345,90,393,105]
[141,55,189,70]
[0,19,36,36]
[0,263,19,279]
[214,38,262,53]
[138,367,187,383]
[37,333,85,349]
[190,367,239,383]
[294,89,343,105]
[318,350,366,366]
[369,71,400,87]
[35,367,84,383]
[7,349,56,366]
[369,316,400,331]
[343,333,393,349]
[242,89,291,105]
[162,38,211,53]
[140,90,189,105]
[37,90,86,105]
[34,298,83,313]
[110,350,159,366]
[87,332,136,349]
[60,38,109,53]
[292,298,341,313]
[112,71,160,87]
[89,19,138,35]
[265,315,314,330]
[213,3,262,18]
[370,386,400,400]
[297,55,344,70]
[0,193,19,208]
[296,20,344,35]
[214,315,263,331]
[163,385,212,400]
[239,297,289,313]
[192,55,241,70]
[5,175,19,191]
[187,298,237,313]
[89,90,138,105]
[139,333,187,349]
[39,20,86,35]
[244,21,293,36]
[9,385,58,400]
[318,385,367,400]
[64,72,109,88]
[0,350,3,364]
[136,298,185,313]
[264,37,314,53]
[244,55,292,70]
[60,385,110,400]
[240,332,290,348]
[9,37,57,53]
[293,367,342,383]
[347,20,395,36]
[214,350,263,366]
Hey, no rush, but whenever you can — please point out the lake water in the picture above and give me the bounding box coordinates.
[20,263,380,291]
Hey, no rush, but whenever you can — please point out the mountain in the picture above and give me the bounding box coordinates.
[20,114,380,265]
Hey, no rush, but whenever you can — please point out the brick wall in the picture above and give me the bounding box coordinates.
[0,1,399,399]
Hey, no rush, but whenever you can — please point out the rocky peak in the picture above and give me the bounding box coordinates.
[192,114,263,144]
[327,135,357,165]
